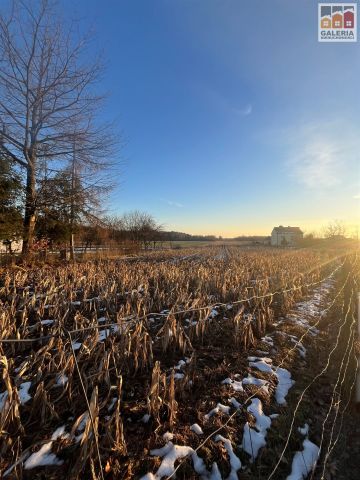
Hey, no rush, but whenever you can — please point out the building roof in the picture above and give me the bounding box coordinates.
[272,226,303,234]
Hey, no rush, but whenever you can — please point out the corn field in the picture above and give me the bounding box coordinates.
[0,246,354,479]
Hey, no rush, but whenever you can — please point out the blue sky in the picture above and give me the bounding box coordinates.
[62,0,360,236]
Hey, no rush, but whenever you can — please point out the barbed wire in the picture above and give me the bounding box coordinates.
[0,257,344,344]
[266,287,355,480]
[320,353,359,479]
[74,268,352,386]
[316,270,359,479]
[310,308,357,480]
[164,259,355,480]
[316,317,357,480]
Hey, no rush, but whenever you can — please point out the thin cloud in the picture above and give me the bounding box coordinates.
[280,121,359,189]
[353,194,360,199]
[234,104,252,116]
[288,140,342,188]
[200,85,252,117]
[166,200,184,208]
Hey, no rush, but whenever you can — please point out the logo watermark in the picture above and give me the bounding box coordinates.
[318,3,357,42]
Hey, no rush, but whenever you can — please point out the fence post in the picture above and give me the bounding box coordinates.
[356,292,360,403]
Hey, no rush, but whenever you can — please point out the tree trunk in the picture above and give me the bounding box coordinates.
[70,233,75,262]
[22,164,36,257]
[69,147,76,262]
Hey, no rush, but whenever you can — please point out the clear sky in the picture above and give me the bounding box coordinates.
[61,0,360,237]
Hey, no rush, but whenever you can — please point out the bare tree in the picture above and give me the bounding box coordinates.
[322,220,347,239]
[0,0,116,256]
[122,211,163,249]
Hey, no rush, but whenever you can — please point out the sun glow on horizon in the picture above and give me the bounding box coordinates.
[173,219,360,238]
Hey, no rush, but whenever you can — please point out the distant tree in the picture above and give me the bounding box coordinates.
[102,215,125,245]
[0,0,116,257]
[77,223,109,252]
[0,156,23,252]
[322,220,346,239]
[161,231,218,242]
[122,211,163,249]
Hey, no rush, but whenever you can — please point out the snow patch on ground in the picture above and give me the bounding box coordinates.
[141,442,205,479]
[73,412,88,443]
[242,374,269,388]
[286,280,336,337]
[208,308,219,319]
[141,414,151,423]
[298,423,309,436]
[242,422,267,462]
[55,374,68,387]
[40,319,54,326]
[261,335,274,347]
[290,337,307,358]
[190,423,204,435]
[221,377,244,392]
[286,438,319,480]
[288,314,319,336]
[204,403,230,420]
[18,382,32,404]
[247,398,271,432]
[215,435,241,479]
[141,441,224,480]
[175,359,186,370]
[163,431,174,441]
[98,324,121,342]
[249,360,274,374]
[229,397,241,409]
[71,341,82,350]
[248,357,294,405]
[248,356,272,364]
[24,426,68,469]
[242,398,271,461]
[274,368,295,405]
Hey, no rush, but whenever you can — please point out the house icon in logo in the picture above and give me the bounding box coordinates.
[332,9,343,28]
[320,5,332,27]
[344,6,355,28]
[321,15,331,28]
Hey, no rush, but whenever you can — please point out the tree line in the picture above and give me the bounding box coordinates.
[0,152,166,253]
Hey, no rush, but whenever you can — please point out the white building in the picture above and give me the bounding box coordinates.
[271,226,303,247]
[0,239,23,253]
